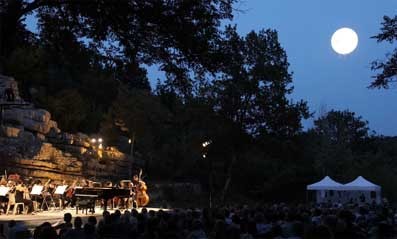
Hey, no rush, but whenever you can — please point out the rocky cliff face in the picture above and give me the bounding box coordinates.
[0,75,130,183]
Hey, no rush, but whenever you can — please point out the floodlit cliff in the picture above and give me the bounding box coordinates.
[0,75,130,183]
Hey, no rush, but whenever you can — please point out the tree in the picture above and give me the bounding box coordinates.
[313,110,369,145]
[207,26,310,202]
[1,0,236,135]
[0,0,235,80]
[308,110,370,179]
[47,89,89,132]
[214,26,310,138]
[370,15,397,88]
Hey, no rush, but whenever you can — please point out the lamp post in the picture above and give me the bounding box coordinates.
[202,140,212,208]
[128,134,135,179]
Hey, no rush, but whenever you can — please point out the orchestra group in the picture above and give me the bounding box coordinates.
[0,173,149,215]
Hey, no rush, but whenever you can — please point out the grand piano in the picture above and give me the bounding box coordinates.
[74,187,130,214]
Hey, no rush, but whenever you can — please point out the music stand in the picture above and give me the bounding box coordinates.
[30,185,43,212]
[30,185,43,195]
[42,188,56,211]
[54,185,68,210]
[54,185,67,195]
[0,186,10,196]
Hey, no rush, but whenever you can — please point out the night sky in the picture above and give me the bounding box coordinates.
[227,0,397,135]
[27,1,397,135]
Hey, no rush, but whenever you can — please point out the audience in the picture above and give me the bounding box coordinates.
[11,201,396,239]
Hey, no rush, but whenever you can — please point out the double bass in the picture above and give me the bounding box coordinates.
[133,170,149,207]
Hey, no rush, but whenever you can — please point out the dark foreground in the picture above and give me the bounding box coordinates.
[3,203,397,239]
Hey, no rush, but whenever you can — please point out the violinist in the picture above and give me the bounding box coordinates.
[41,179,53,210]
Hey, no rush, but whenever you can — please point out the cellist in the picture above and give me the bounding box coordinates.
[131,173,149,208]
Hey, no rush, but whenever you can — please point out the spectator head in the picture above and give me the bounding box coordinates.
[115,209,121,217]
[103,210,110,217]
[74,217,83,229]
[142,207,148,214]
[64,213,72,223]
[40,225,57,239]
[88,216,97,226]
[150,210,157,218]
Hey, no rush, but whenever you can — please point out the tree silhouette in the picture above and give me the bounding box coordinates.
[371,15,397,89]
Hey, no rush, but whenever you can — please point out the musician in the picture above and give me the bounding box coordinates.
[47,181,56,195]
[57,180,66,209]
[41,179,53,210]
[115,180,130,209]
[0,177,8,214]
[15,181,33,214]
[30,180,43,210]
[130,175,139,207]
[0,176,6,185]
[64,180,78,209]
[4,180,24,214]
[131,174,149,208]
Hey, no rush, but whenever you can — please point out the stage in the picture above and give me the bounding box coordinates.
[0,207,166,235]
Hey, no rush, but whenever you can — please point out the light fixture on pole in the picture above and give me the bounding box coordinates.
[202,139,212,209]
[128,136,135,179]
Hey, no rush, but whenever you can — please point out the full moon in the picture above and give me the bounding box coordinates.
[331,28,358,55]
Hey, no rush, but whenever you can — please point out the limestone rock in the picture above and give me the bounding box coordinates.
[0,74,131,183]
[0,126,21,138]
[3,108,55,134]
[36,133,46,141]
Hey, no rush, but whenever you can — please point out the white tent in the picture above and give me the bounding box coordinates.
[343,176,381,204]
[343,176,381,191]
[307,176,343,191]
[307,176,344,204]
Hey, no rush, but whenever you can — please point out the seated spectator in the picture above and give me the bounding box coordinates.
[33,222,57,239]
[187,220,207,239]
[54,212,73,238]
[8,220,30,239]
[84,216,97,239]
[62,217,84,239]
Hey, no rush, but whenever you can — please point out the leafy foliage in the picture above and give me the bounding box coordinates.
[371,15,397,88]
[313,110,369,145]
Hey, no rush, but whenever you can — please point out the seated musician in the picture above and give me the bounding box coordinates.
[0,176,6,185]
[0,177,7,214]
[64,180,78,208]
[30,180,43,209]
[16,181,33,214]
[131,175,139,207]
[6,181,26,214]
[115,180,130,209]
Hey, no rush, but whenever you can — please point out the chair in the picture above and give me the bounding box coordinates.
[6,191,25,215]
[6,192,14,215]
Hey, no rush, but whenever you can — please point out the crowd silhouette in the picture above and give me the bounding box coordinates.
[6,202,397,239]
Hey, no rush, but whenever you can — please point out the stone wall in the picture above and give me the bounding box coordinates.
[0,75,131,183]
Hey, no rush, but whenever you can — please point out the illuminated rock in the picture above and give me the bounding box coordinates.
[0,75,131,183]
